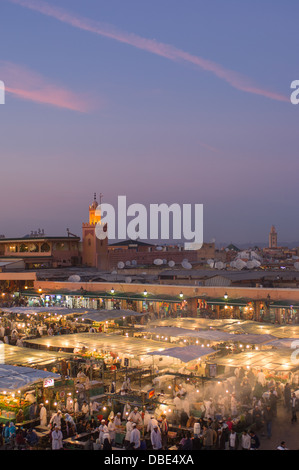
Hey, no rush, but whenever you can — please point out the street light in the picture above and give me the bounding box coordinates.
[179,291,184,299]
[143,289,147,296]
[224,292,228,299]
[110,287,115,294]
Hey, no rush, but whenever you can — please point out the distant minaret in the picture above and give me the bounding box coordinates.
[82,194,109,269]
[269,225,277,248]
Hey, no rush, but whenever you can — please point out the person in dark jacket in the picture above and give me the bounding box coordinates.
[26,428,39,449]
[263,405,273,439]
[284,383,291,411]
[249,431,260,450]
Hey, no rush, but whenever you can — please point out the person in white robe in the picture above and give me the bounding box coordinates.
[130,423,141,449]
[151,425,162,450]
[51,426,63,450]
[39,404,47,427]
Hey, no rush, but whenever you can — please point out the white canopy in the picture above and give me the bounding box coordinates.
[0,364,60,392]
[0,307,144,321]
[140,326,276,345]
[148,345,217,363]
[24,333,180,358]
[81,309,144,322]
[267,338,297,349]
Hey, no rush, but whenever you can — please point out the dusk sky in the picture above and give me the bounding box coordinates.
[1,0,299,246]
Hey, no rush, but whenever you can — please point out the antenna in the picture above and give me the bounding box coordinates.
[99,192,103,204]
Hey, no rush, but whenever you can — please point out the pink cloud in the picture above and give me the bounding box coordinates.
[0,60,92,111]
[8,0,289,103]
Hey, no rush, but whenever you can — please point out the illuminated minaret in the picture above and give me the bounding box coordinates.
[82,194,109,269]
[269,225,277,249]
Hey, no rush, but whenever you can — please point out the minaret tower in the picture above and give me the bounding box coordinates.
[269,225,277,249]
[82,194,109,269]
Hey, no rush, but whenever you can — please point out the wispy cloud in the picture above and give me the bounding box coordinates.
[0,60,92,111]
[8,0,289,103]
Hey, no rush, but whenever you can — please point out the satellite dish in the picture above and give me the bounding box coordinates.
[182,260,192,269]
[294,262,299,271]
[125,261,131,266]
[168,260,175,267]
[230,261,236,268]
[156,246,163,251]
[68,275,81,282]
[247,260,258,269]
[215,261,224,270]
[125,277,132,283]
[117,261,125,269]
[131,260,137,266]
[162,259,167,264]
[235,259,246,270]
[154,259,163,265]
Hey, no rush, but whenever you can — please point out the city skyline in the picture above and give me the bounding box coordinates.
[1,1,299,243]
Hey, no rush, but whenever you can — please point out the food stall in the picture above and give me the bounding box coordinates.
[0,364,60,423]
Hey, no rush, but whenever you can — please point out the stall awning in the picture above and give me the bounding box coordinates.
[270,301,299,309]
[0,364,60,392]
[215,350,297,372]
[148,345,217,363]
[140,326,276,345]
[206,298,249,307]
[0,307,144,320]
[0,343,73,367]
[23,333,180,357]
[140,326,232,342]
[81,309,145,322]
[21,290,186,303]
[267,338,298,349]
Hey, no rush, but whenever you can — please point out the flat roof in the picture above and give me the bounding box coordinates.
[0,236,80,242]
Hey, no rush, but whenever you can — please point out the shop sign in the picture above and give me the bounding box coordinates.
[43,378,54,388]
[147,388,155,399]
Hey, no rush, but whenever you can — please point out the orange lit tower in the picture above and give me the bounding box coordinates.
[82,194,109,269]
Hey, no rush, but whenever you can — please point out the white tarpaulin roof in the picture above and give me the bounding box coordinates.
[0,364,60,391]
[0,307,93,316]
[267,338,298,349]
[140,326,232,342]
[147,318,241,330]
[81,309,144,322]
[140,326,275,345]
[215,349,297,372]
[24,333,180,357]
[148,345,218,363]
[0,307,144,321]
[0,343,73,367]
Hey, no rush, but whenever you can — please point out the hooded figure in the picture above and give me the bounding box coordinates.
[125,417,134,444]
[151,425,162,450]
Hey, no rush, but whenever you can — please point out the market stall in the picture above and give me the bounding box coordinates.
[136,325,276,350]
[0,364,60,423]
[0,343,73,369]
[213,348,299,383]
